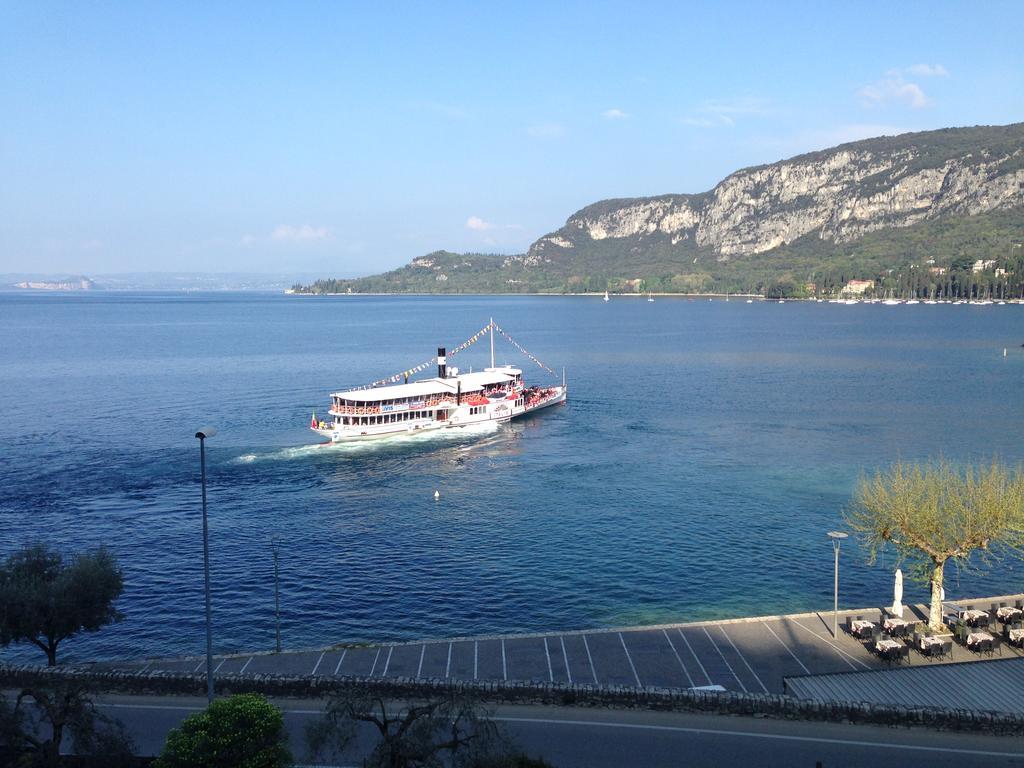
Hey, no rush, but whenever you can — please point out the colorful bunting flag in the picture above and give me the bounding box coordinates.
[352,319,555,390]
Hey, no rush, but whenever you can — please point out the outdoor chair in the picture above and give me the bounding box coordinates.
[926,640,953,660]
[972,639,992,654]
[1006,624,1024,649]
[894,645,911,664]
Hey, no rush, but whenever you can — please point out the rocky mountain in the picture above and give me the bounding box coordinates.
[298,123,1024,296]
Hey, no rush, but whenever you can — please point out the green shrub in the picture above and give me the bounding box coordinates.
[154,694,291,768]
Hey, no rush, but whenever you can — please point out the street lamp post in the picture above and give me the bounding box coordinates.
[195,426,217,704]
[271,535,281,654]
[827,531,848,639]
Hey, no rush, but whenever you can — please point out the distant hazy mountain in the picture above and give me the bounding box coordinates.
[2,272,332,291]
[13,276,94,290]
[297,123,1024,296]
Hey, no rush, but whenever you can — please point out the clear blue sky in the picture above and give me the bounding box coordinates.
[2,2,1022,276]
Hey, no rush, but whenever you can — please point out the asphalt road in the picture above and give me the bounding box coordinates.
[88,694,1024,767]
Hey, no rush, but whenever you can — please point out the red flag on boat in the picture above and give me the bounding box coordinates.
[310,411,317,428]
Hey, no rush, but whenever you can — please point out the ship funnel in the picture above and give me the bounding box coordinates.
[437,347,447,378]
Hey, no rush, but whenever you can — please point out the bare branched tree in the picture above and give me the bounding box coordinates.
[0,681,136,767]
[845,460,1024,630]
[306,687,525,768]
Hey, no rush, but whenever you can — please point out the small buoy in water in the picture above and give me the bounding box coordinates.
[433,490,440,500]
[1004,348,1008,357]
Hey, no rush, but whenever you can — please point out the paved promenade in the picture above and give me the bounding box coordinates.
[94,594,1024,696]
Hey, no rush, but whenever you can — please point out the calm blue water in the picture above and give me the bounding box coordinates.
[1,292,1023,663]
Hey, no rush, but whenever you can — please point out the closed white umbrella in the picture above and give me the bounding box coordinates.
[891,568,904,618]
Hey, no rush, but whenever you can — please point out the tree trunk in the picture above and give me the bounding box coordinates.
[929,559,946,630]
[43,722,62,768]
[46,642,57,667]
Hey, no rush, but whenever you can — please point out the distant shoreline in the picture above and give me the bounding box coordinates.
[287,290,766,298]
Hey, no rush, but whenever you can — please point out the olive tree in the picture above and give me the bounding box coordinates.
[845,460,1024,630]
[0,543,124,665]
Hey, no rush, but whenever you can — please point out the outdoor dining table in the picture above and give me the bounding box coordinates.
[997,607,1023,623]
[959,609,989,627]
[850,619,875,638]
[918,635,944,651]
[875,637,901,653]
[1008,628,1024,645]
[966,631,994,649]
[883,617,910,635]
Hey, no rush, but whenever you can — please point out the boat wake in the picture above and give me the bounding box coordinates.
[233,422,502,464]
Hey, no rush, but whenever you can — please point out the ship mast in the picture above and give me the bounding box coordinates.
[489,317,495,369]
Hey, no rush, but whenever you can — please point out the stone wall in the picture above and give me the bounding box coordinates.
[3,663,1023,736]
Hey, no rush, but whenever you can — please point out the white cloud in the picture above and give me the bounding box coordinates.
[743,123,910,160]
[677,116,717,128]
[859,78,927,109]
[906,63,948,77]
[465,216,494,231]
[602,108,628,120]
[697,96,770,117]
[417,101,469,120]
[272,224,329,242]
[526,122,565,138]
[859,66,945,109]
[678,97,769,128]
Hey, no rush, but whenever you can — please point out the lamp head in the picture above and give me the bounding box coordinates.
[827,530,848,541]
[195,426,217,440]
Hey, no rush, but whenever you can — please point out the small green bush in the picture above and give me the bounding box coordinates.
[154,694,291,768]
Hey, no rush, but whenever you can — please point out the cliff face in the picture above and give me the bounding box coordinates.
[521,124,1024,266]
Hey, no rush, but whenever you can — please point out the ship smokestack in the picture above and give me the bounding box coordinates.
[437,347,447,378]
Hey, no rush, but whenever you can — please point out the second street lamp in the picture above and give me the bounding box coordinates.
[195,426,217,703]
[827,530,848,639]
[271,535,281,654]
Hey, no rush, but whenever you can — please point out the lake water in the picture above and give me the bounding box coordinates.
[1,292,1023,663]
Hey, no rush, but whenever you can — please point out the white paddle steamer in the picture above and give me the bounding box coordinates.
[311,320,566,443]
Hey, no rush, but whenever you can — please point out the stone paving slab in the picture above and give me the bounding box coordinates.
[381,644,420,678]
[546,636,570,683]
[505,637,550,683]
[624,629,691,689]
[475,639,503,681]
[560,633,597,685]
[676,626,741,690]
[586,631,640,687]
[448,641,476,680]
[418,642,450,678]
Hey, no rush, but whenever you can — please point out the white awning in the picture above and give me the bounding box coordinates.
[332,369,519,402]
[332,379,455,402]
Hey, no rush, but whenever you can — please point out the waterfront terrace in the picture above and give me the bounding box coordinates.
[89,593,1024,710]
